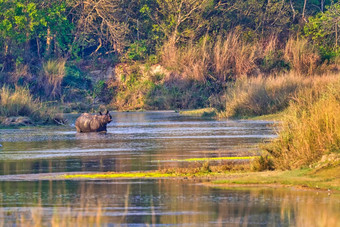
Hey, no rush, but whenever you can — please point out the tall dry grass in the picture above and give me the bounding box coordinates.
[213,33,258,80]
[222,73,315,118]
[264,74,340,170]
[0,86,61,123]
[0,86,42,119]
[41,59,66,99]
[161,32,283,82]
[284,36,321,75]
[161,37,211,82]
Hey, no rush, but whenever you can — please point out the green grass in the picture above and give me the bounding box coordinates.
[169,156,256,162]
[211,164,340,191]
[60,170,219,179]
[179,108,217,117]
[58,162,340,191]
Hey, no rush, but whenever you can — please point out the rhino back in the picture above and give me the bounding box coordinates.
[76,115,93,132]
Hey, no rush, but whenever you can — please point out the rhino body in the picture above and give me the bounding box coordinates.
[75,111,112,133]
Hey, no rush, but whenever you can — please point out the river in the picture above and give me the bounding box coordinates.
[0,111,339,226]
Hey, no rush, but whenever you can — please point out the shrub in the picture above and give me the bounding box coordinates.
[252,154,275,171]
[127,40,148,61]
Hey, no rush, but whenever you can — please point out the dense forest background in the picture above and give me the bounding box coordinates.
[0,0,339,112]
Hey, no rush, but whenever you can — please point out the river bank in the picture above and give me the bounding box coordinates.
[43,152,337,192]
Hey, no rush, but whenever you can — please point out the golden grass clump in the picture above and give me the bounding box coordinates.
[223,73,309,117]
[265,75,340,170]
[0,86,62,124]
[284,36,321,75]
[213,33,258,80]
[0,86,42,119]
[161,32,274,82]
[161,37,211,82]
[42,59,66,99]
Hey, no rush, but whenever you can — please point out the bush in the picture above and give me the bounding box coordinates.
[127,40,148,61]
[252,154,275,171]
[62,65,91,90]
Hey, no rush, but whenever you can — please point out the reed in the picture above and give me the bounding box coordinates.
[222,73,311,118]
[265,74,340,169]
[213,33,258,80]
[284,36,320,75]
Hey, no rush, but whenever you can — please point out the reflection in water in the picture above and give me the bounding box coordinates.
[0,180,339,226]
[1,112,338,226]
[0,112,275,175]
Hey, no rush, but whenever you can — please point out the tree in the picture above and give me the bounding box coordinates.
[72,0,130,55]
[304,3,340,57]
[0,0,40,67]
[141,0,209,45]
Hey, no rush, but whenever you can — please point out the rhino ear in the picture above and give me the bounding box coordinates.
[99,111,102,115]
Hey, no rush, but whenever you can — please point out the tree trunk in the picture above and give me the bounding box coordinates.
[290,0,296,21]
[36,37,41,60]
[46,27,52,57]
[302,0,307,22]
[336,21,338,49]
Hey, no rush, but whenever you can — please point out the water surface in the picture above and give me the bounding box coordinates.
[0,111,275,175]
[0,111,339,226]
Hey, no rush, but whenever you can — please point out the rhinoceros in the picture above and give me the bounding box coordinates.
[75,110,112,133]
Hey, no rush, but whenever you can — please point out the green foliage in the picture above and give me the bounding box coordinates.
[62,65,91,90]
[304,3,340,60]
[260,50,290,73]
[93,80,115,103]
[127,40,148,60]
[1,0,340,112]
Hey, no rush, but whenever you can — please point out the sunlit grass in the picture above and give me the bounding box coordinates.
[170,156,257,162]
[179,108,217,117]
[61,170,219,179]
[222,73,339,118]
[0,86,63,124]
[264,75,340,170]
[212,164,340,191]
